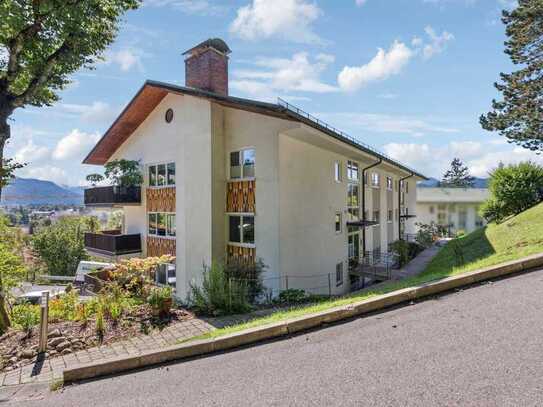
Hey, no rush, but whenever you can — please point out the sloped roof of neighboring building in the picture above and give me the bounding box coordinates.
[417,187,489,203]
[83,80,427,179]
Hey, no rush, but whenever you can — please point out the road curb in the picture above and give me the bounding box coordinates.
[63,252,543,383]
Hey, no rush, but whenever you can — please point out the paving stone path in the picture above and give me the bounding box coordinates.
[0,317,214,387]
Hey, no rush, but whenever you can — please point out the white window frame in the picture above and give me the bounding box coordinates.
[387,209,393,223]
[373,209,380,227]
[147,212,176,239]
[335,212,342,234]
[227,213,256,248]
[371,172,380,188]
[334,161,342,183]
[229,147,255,181]
[148,161,176,188]
[386,176,393,191]
[347,161,359,182]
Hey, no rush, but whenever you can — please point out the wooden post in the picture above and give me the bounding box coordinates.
[38,291,49,354]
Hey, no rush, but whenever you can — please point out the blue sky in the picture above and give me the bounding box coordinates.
[6,0,541,186]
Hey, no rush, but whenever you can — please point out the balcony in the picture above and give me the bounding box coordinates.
[84,186,141,207]
[84,231,142,257]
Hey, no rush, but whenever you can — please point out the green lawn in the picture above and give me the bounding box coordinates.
[184,202,543,342]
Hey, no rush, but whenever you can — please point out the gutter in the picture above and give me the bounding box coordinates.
[398,173,414,240]
[361,159,382,254]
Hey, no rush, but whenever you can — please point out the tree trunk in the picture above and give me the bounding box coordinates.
[0,112,12,333]
[0,112,12,203]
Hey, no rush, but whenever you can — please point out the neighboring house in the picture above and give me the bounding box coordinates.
[416,187,490,235]
[82,38,427,299]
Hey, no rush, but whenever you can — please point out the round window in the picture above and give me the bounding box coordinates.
[165,108,174,123]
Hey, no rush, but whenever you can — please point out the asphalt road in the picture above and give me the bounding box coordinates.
[8,269,543,406]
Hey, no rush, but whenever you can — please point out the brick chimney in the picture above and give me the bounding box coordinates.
[183,38,231,96]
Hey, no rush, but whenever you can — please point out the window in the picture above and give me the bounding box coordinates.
[437,204,447,211]
[230,148,255,179]
[336,262,343,287]
[334,161,342,182]
[373,210,380,225]
[429,206,435,214]
[405,181,409,194]
[156,263,176,287]
[347,161,359,181]
[371,172,380,187]
[228,215,255,245]
[335,212,342,234]
[387,210,393,222]
[386,176,393,190]
[149,162,175,187]
[148,212,176,237]
[347,184,360,222]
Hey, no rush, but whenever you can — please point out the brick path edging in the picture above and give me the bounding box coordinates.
[63,252,543,383]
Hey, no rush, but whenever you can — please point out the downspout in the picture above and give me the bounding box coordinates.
[361,159,382,255]
[398,172,414,240]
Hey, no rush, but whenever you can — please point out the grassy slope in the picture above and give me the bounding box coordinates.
[186,203,543,341]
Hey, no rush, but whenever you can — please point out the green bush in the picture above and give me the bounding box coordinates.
[190,263,251,316]
[11,303,40,333]
[48,291,79,322]
[274,289,307,304]
[225,258,267,303]
[481,162,543,223]
[147,286,173,317]
[390,240,424,267]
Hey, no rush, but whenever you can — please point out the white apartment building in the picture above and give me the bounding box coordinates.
[82,39,426,299]
[416,187,489,235]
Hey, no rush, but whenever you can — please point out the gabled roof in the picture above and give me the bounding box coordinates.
[83,80,427,179]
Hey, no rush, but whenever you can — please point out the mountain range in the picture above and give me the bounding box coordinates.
[0,177,84,206]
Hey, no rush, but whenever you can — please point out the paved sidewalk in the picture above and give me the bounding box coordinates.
[392,239,448,280]
[0,318,214,387]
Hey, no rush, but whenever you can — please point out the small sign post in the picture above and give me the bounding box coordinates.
[38,291,49,354]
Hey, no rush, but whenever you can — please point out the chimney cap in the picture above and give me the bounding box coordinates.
[183,38,231,56]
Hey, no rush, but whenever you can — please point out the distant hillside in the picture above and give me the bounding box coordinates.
[1,178,84,206]
[418,177,488,189]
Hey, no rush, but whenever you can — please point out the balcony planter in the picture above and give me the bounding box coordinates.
[84,232,142,256]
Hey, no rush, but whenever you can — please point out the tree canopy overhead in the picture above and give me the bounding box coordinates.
[480,0,543,151]
[0,0,140,200]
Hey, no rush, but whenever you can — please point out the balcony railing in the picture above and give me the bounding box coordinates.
[84,232,142,256]
[84,186,141,206]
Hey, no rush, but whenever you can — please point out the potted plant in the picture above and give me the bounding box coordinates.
[147,286,173,318]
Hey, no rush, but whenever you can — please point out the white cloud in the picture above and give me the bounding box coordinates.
[104,48,145,72]
[59,101,119,124]
[52,129,100,161]
[338,41,414,91]
[355,0,368,5]
[19,165,69,185]
[230,0,322,44]
[145,0,225,15]
[383,141,543,179]
[421,26,454,59]
[14,140,50,164]
[317,112,459,138]
[377,93,399,99]
[231,52,337,100]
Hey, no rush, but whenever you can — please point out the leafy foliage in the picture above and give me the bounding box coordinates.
[190,262,251,316]
[103,159,143,187]
[31,216,91,276]
[10,303,39,333]
[86,173,104,186]
[441,158,475,188]
[390,240,424,267]
[147,286,173,318]
[480,0,543,151]
[225,258,267,303]
[0,158,25,189]
[274,289,307,305]
[480,161,543,222]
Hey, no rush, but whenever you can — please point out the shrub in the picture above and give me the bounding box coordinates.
[190,262,251,316]
[482,161,543,222]
[225,258,267,302]
[274,289,307,304]
[11,303,40,334]
[95,304,105,340]
[147,286,173,318]
[48,291,79,322]
[390,240,424,267]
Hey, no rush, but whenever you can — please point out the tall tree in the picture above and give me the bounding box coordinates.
[0,0,140,201]
[480,0,543,151]
[441,158,475,188]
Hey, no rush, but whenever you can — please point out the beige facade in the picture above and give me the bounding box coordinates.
[416,187,489,235]
[96,91,422,298]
